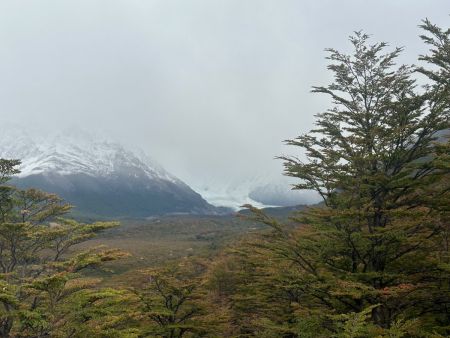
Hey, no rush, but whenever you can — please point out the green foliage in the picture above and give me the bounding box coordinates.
[55,287,141,338]
[419,19,450,94]
[136,259,220,337]
[276,23,450,333]
[0,159,125,337]
[205,20,450,337]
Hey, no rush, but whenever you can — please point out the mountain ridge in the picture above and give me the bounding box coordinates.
[0,127,226,218]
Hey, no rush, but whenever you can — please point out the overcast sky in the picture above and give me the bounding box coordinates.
[0,1,448,189]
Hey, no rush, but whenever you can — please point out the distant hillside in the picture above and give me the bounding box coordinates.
[1,127,227,218]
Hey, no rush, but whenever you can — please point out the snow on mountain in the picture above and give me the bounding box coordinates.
[0,125,319,214]
[0,126,221,217]
[0,126,177,183]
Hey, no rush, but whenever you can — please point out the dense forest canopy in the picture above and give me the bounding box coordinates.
[0,19,449,338]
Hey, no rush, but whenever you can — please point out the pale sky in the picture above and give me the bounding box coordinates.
[0,1,448,189]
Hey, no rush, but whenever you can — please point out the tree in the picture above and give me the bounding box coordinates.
[237,24,450,335]
[418,19,450,100]
[416,19,450,332]
[136,259,218,338]
[0,159,126,337]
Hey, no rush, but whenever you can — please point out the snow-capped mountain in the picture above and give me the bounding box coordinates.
[1,128,174,181]
[0,126,222,217]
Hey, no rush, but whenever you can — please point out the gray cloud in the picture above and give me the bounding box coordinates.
[0,0,448,190]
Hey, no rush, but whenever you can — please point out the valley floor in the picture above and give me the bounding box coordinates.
[75,214,268,287]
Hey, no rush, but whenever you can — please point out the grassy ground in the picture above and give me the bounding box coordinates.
[75,214,267,286]
[73,205,309,287]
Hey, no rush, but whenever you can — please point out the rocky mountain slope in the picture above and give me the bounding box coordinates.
[0,127,222,217]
